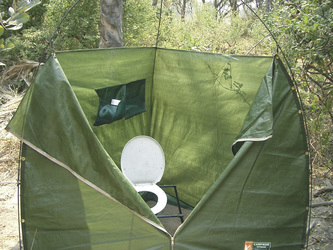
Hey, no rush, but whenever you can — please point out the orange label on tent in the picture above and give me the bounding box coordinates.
[244,241,271,250]
[244,241,253,250]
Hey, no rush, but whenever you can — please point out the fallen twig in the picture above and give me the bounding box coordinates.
[314,187,333,197]
[310,201,333,208]
[0,181,19,185]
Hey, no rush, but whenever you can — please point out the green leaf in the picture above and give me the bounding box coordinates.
[8,24,23,30]
[0,25,4,36]
[17,0,41,14]
[303,16,309,24]
[8,7,15,17]
[303,85,308,92]
[6,23,23,30]
[0,41,14,51]
[6,42,14,48]
[8,13,30,26]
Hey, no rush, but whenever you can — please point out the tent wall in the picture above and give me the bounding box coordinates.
[57,48,275,207]
[7,48,309,249]
[174,58,309,249]
[151,49,275,206]
[56,48,156,165]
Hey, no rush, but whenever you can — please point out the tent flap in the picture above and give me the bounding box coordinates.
[174,56,309,249]
[7,53,169,249]
[232,60,274,154]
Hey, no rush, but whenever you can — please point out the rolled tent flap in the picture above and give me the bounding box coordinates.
[6,55,170,249]
[232,60,274,155]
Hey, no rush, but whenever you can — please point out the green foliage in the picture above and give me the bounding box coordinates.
[22,0,48,28]
[0,0,40,30]
[3,0,275,62]
[0,0,40,64]
[269,0,333,172]
[123,1,274,55]
[4,0,99,62]
[123,0,158,47]
[5,26,47,62]
[43,0,99,51]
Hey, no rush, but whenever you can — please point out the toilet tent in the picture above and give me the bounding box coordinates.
[7,47,309,249]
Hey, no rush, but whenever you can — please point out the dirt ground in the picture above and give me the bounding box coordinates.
[0,169,20,250]
[0,93,21,250]
[0,94,332,250]
[308,175,333,250]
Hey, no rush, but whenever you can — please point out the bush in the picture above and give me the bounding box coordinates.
[123,0,158,47]
[4,0,100,62]
[268,0,333,174]
[0,0,41,65]
[123,1,275,55]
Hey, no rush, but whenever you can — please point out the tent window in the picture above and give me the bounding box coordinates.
[94,79,146,126]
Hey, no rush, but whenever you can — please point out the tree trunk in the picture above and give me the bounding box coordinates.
[181,0,186,20]
[265,0,273,13]
[228,0,238,13]
[255,0,263,9]
[99,0,123,48]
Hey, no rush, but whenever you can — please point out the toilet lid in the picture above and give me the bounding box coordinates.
[121,136,165,185]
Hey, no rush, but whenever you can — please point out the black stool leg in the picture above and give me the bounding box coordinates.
[158,185,184,223]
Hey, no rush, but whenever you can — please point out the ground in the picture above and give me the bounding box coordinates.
[0,93,21,249]
[309,175,333,249]
[0,94,332,249]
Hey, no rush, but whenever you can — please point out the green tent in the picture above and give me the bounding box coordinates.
[7,47,309,249]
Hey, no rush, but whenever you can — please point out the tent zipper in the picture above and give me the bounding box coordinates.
[171,237,174,249]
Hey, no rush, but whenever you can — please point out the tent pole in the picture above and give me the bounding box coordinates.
[17,141,22,249]
[38,0,83,66]
[240,0,293,82]
[155,0,164,48]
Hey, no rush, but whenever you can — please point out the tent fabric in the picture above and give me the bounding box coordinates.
[20,145,170,249]
[174,58,309,249]
[7,47,309,249]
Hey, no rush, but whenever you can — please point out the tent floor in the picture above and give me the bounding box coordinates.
[147,201,192,235]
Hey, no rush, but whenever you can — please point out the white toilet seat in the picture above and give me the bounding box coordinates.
[134,185,168,214]
[121,136,167,214]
